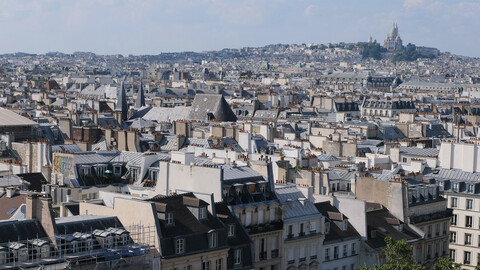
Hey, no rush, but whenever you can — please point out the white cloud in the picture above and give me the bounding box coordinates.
[304,5,317,17]
[403,0,424,8]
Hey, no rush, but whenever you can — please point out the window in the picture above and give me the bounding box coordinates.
[202,261,211,270]
[113,166,121,175]
[166,212,175,225]
[215,259,222,270]
[325,248,330,261]
[443,222,447,234]
[450,249,456,261]
[228,224,235,237]
[465,251,471,265]
[452,183,459,192]
[402,157,407,163]
[435,223,440,236]
[427,225,432,237]
[288,225,293,238]
[245,211,252,226]
[450,232,456,243]
[199,207,207,220]
[288,248,294,263]
[184,266,192,270]
[343,244,348,257]
[466,216,473,228]
[209,232,217,248]
[465,233,472,245]
[310,245,317,259]
[131,167,139,182]
[468,184,475,193]
[299,246,306,261]
[351,264,355,270]
[351,243,357,255]
[176,239,185,254]
[467,199,474,210]
[334,246,339,259]
[270,207,275,221]
[258,209,264,224]
[234,249,242,265]
[451,214,457,225]
[300,223,305,236]
[270,236,278,257]
[310,221,317,233]
[451,197,458,208]
[325,222,330,234]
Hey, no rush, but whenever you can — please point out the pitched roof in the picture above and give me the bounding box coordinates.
[189,94,237,122]
[0,108,37,127]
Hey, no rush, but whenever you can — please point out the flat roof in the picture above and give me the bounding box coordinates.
[0,108,37,127]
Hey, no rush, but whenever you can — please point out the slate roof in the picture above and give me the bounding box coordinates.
[214,202,252,247]
[189,94,237,122]
[56,215,124,234]
[314,202,361,243]
[0,219,48,244]
[365,204,421,249]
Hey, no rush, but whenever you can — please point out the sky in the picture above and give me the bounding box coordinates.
[0,0,479,57]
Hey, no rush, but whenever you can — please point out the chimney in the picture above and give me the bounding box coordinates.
[6,187,16,198]
[26,194,58,247]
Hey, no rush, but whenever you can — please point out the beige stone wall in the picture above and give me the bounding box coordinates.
[80,197,161,252]
[162,249,229,270]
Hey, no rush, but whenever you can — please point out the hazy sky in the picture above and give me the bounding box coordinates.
[0,0,479,56]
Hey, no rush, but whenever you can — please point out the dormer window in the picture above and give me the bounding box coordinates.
[325,222,330,234]
[199,207,207,220]
[452,182,459,192]
[228,224,235,237]
[468,184,475,194]
[176,238,185,254]
[208,231,217,248]
[166,212,175,226]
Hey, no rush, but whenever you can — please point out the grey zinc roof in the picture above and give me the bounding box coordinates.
[276,186,322,221]
[52,144,82,153]
[317,154,340,161]
[426,168,480,182]
[221,165,264,181]
[73,151,120,164]
[399,146,439,157]
[140,107,190,122]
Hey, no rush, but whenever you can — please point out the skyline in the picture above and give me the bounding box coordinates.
[1,0,479,57]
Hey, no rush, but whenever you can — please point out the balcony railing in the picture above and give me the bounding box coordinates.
[271,249,279,258]
[259,251,267,261]
[409,209,453,225]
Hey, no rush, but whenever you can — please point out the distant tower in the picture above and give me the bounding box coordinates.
[368,36,373,43]
[383,23,403,51]
[135,81,145,109]
[115,81,128,123]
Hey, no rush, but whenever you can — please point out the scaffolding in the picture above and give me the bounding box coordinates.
[0,224,157,270]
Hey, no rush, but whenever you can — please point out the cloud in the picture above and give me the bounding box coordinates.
[304,5,317,17]
[403,0,424,8]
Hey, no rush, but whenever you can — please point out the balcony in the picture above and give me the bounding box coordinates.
[288,259,295,265]
[409,209,453,225]
[299,232,305,237]
[259,251,267,261]
[271,249,279,258]
[343,252,348,257]
[287,234,294,239]
[310,255,317,259]
[325,256,330,261]
[299,257,306,262]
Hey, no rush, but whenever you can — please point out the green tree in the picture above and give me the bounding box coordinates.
[433,257,461,270]
[357,236,424,270]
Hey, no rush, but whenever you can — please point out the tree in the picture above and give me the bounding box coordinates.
[433,258,461,270]
[357,236,424,270]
